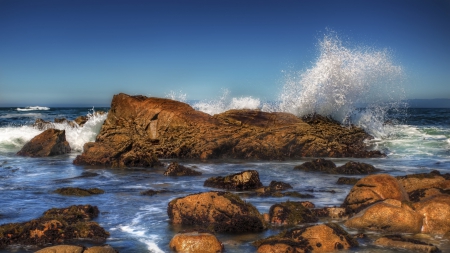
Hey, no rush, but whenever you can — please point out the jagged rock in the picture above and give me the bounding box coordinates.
[169,232,224,253]
[344,199,423,233]
[336,177,359,185]
[54,187,105,196]
[33,118,54,130]
[73,93,383,167]
[17,129,71,157]
[374,235,440,253]
[74,115,88,127]
[268,201,318,225]
[413,195,450,234]
[0,205,109,248]
[163,162,202,176]
[312,207,348,219]
[203,170,262,190]
[254,223,358,253]
[167,191,266,233]
[342,174,409,214]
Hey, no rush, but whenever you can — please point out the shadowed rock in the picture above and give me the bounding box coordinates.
[295,159,379,175]
[312,207,348,219]
[167,191,266,233]
[294,158,336,172]
[54,187,105,196]
[268,201,318,226]
[204,170,263,190]
[17,129,71,157]
[73,93,383,167]
[397,170,450,202]
[163,162,202,176]
[336,177,360,185]
[374,235,440,253]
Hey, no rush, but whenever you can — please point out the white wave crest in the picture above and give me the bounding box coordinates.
[16,106,50,111]
[193,89,261,115]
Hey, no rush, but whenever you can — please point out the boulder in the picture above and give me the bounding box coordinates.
[17,129,71,157]
[374,235,440,253]
[74,93,383,167]
[312,207,348,219]
[409,188,450,202]
[203,170,263,190]
[295,160,378,175]
[169,232,224,253]
[268,181,293,191]
[74,115,88,127]
[254,223,358,253]
[268,201,318,225]
[344,199,423,233]
[0,205,109,248]
[35,245,84,253]
[83,245,117,253]
[342,174,409,214]
[164,162,202,176]
[413,195,450,234]
[294,158,336,172]
[54,187,105,196]
[397,170,450,201]
[336,177,359,185]
[167,191,266,232]
[334,161,379,174]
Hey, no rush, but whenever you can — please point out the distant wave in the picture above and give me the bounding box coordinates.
[16,106,50,111]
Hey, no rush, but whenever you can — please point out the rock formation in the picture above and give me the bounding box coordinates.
[203,170,262,190]
[17,129,71,157]
[74,93,382,167]
[163,162,202,176]
[169,232,224,253]
[294,159,379,174]
[268,201,318,225]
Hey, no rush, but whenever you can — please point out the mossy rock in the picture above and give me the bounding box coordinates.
[54,187,105,196]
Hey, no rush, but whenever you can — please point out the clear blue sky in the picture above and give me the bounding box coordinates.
[1,0,449,106]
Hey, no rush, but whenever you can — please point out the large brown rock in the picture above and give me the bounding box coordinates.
[164,162,202,176]
[17,129,71,157]
[342,174,409,214]
[397,171,450,202]
[374,235,440,253]
[255,223,358,253]
[167,191,266,233]
[344,199,423,233]
[413,195,450,234]
[74,93,382,166]
[169,232,224,253]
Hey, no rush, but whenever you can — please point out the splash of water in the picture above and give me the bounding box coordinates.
[275,31,406,136]
[193,89,261,115]
[165,90,187,102]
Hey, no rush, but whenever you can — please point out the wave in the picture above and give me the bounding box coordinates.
[192,89,261,115]
[16,106,50,111]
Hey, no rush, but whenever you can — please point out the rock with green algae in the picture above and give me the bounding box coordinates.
[54,187,105,196]
[268,201,318,226]
[254,223,358,253]
[167,191,266,233]
[0,205,109,249]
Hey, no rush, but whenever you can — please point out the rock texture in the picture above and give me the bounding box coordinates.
[294,159,378,174]
[413,195,450,235]
[397,170,450,202]
[169,232,224,253]
[0,205,109,248]
[54,187,105,196]
[74,93,382,167]
[36,245,117,253]
[17,129,71,157]
[374,235,440,253]
[254,223,358,253]
[167,191,266,233]
[268,201,318,225]
[204,170,263,190]
[164,162,202,176]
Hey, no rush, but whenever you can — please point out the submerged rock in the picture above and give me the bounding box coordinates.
[74,93,382,167]
[254,223,358,253]
[268,201,318,226]
[0,205,109,248]
[374,235,440,253]
[294,158,336,172]
[54,187,105,196]
[203,170,263,190]
[140,189,169,196]
[163,162,202,176]
[169,232,224,253]
[17,129,71,157]
[295,159,379,175]
[167,191,266,233]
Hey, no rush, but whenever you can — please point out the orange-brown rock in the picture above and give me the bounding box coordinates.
[344,199,423,233]
[74,93,382,167]
[17,129,71,157]
[254,223,358,253]
[374,235,440,253]
[413,195,450,234]
[203,170,262,190]
[164,162,202,176]
[167,191,266,233]
[169,232,223,253]
[36,244,117,253]
[342,174,409,214]
[268,201,318,225]
[397,171,450,202]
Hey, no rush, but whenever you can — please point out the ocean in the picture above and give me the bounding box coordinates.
[0,106,449,253]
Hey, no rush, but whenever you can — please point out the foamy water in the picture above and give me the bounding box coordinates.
[16,106,50,111]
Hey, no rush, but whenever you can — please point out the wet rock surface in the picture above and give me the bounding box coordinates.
[294,159,379,174]
[54,187,105,196]
[374,235,440,253]
[167,191,266,233]
[73,93,382,167]
[413,194,450,235]
[169,231,224,253]
[0,205,109,248]
[203,170,263,190]
[163,162,202,176]
[268,201,318,226]
[17,129,71,157]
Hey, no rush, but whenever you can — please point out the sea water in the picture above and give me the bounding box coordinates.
[1,33,450,252]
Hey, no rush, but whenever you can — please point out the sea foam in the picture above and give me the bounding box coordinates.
[16,106,50,111]
[193,89,260,115]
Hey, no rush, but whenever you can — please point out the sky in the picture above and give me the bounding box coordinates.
[0,0,449,107]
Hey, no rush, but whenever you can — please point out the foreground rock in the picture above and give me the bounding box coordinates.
[413,195,450,235]
[294,159,378,174]
[254,223,358,253]
[54,187,105,196]
[164,162,202,176]
[167,191,266,232]
[36,245,117,253]
[204,170,263,190]
[374,235,440,253]
[169,232,223,253]
[268,201,318,225]
[342,174,409,214]
[74,93,382,167]
[344,199,423,233]
[397,170,450,202]
[17,129,71,157]
[0,205,109,248]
